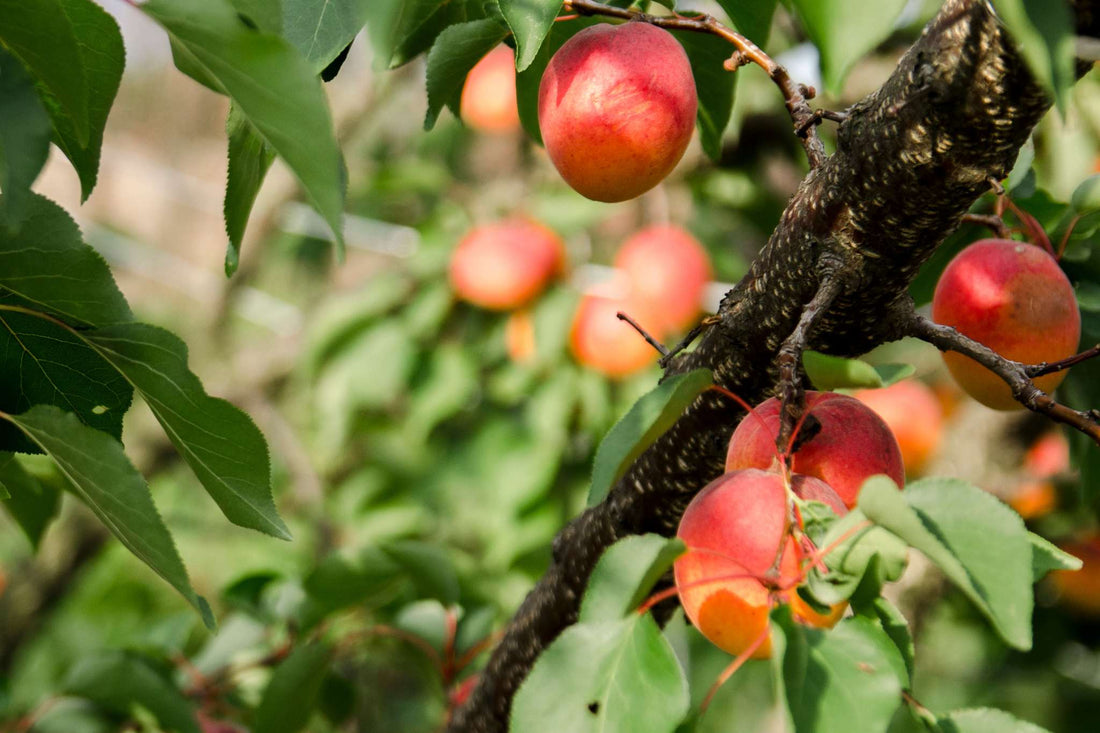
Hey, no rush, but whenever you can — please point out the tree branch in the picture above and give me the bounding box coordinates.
[448,1,1100,730]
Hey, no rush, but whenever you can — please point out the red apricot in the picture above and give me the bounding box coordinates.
[449,219,565,311]
[725,392,905,508]
[460,45,521,134]
[931,239,1081,410]
[569,294,663,377]
[537,22,697,202]
[854,380,944,476]
[614,225,712,333]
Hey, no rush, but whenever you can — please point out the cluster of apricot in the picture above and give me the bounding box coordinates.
[674,392,904,658]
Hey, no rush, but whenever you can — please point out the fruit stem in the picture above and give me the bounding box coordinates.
[1057,214,1082,260]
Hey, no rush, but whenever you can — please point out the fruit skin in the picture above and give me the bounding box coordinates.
[725,392,905,508]
[931,239,1081,410]
[460,45,521,133]
[674,470,846,658]
[854,379,944,476]
[449,219,565,311]
[614,225,712,333]
[537,22,697,202]
[569,294,663,377]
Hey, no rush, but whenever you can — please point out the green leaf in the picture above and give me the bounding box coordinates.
[231,0,282,33]
[789,0,908,94]
[83,323,291,540]
[0,450,60,547]
[424,20,509,130]
[511,615,689,733]
[64,651,201,733]
[0,47,51,227]
[384,0,473,69]
[1029,531,1081,581]
[780,616,904,733]
[0,0,90,144]
[939,708,1054,733]
[0,193,132,326]
[2,405,213,628]
[223,104,275,276]
[0,308,132,453]
[282,0,370,70]
[861,596,914,683]
[516,16,601,144]
[808,508,908,605]
[142,0,346,252]
[859,476,1033,650]
[405,343,478,442]
[382,540,460,605]
[588,368,712,506]
[874,363,917,386]
[500,0,563,72]
[715,0,778,47]
[580,534,685,622]
[253,643,333,733]
[803,350,887,390]
[44,0,125,202]
[303,546,402,618]
[991,0,1074,113]
[1070,174,1100,214]
[678,32,736,161]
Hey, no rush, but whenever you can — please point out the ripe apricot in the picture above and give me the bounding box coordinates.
[568,294,662,377]
[854,380,944,476]
[460,45,521,133]
[614,225,712,333]
[449,219,565,310]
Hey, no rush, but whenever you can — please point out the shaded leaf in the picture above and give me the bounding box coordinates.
[231,0,282,33]
[588,369,712,506]
[803,350,898,390]
[678,31,736,161]
[580,534,685,622]
[789,0,907,93]
[384,0,473,69]
[223,104,275,276]
[383,540,460,605]
[939,708,1053,733]
[500,0,563,72]
[143,0,346,250]
[0,47,51,226]
[2,406,213,627]
[714,0,777,47]
[253,643,333,733]
[859,476,1033,650]
[0,450,60,547]
[65,651,200,733]
[991,0,1074,113]
[511,615,688,733]
[84,322,290,539]
[424,19,509,130]
[283,0,370,71]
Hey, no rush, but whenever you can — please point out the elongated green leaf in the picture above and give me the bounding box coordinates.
[500,0,562,72]
[84,322,290,539]
[580,534,685,622]
[863,596,914,682]
[45,0,125,202]
[803,351,913,390]
[939,708,1053,733]
[1029,531,1081,580]
[283,0,369,70]
[0,0,89,144]
[0,47,51,226]
[678,32,736,161]
[223,104,275,276]
[511,615,688,733]
[231,0,282,32]
[384,0,473,69]
[991,0,1074,113]
[859,476,1033,650]
[781,617,904,733]
[715,0,778,48]
[2,406,213,627]
[0,193,132,326]
[789,0,907,93]
[64,651,201,733]
[142,0,346,251]
[0,308,132,453]
[588,369,712,506]
[254,643,333,733]
[424,20,509,130]
[0,450,60,547]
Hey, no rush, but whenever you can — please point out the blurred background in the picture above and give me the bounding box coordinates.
[4,0,1100,730]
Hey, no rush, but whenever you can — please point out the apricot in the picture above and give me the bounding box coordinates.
[460,45,521,134]
[1051,537,1100,616]
[931,239,1081,410]
[614,225,712,333]
[505,310,537,363]
[568,294,663,377]
[537,22,697,202]
[854,380,944,476]
[725,392,905,508]
[449,219,565,311]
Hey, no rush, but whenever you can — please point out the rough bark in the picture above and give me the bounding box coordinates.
[449,1,1100,730]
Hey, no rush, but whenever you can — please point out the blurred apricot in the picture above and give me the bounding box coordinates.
[505,310,536,364]
[1052,537,1100,615]
[853,379,943,476]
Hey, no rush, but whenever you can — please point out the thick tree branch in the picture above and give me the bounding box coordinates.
[449,1,1100,730]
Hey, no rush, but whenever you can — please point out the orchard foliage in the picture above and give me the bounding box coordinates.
[2,0,1100,732]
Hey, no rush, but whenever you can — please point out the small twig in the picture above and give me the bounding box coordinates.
[658,315,720,368]
[561,0,827,167]
[795,108,849,137]
[1027,343,1100,377]
[775,276,845,459]
[960,212,1012,239]
[616,311,669,356]
[905,311,1100,445]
